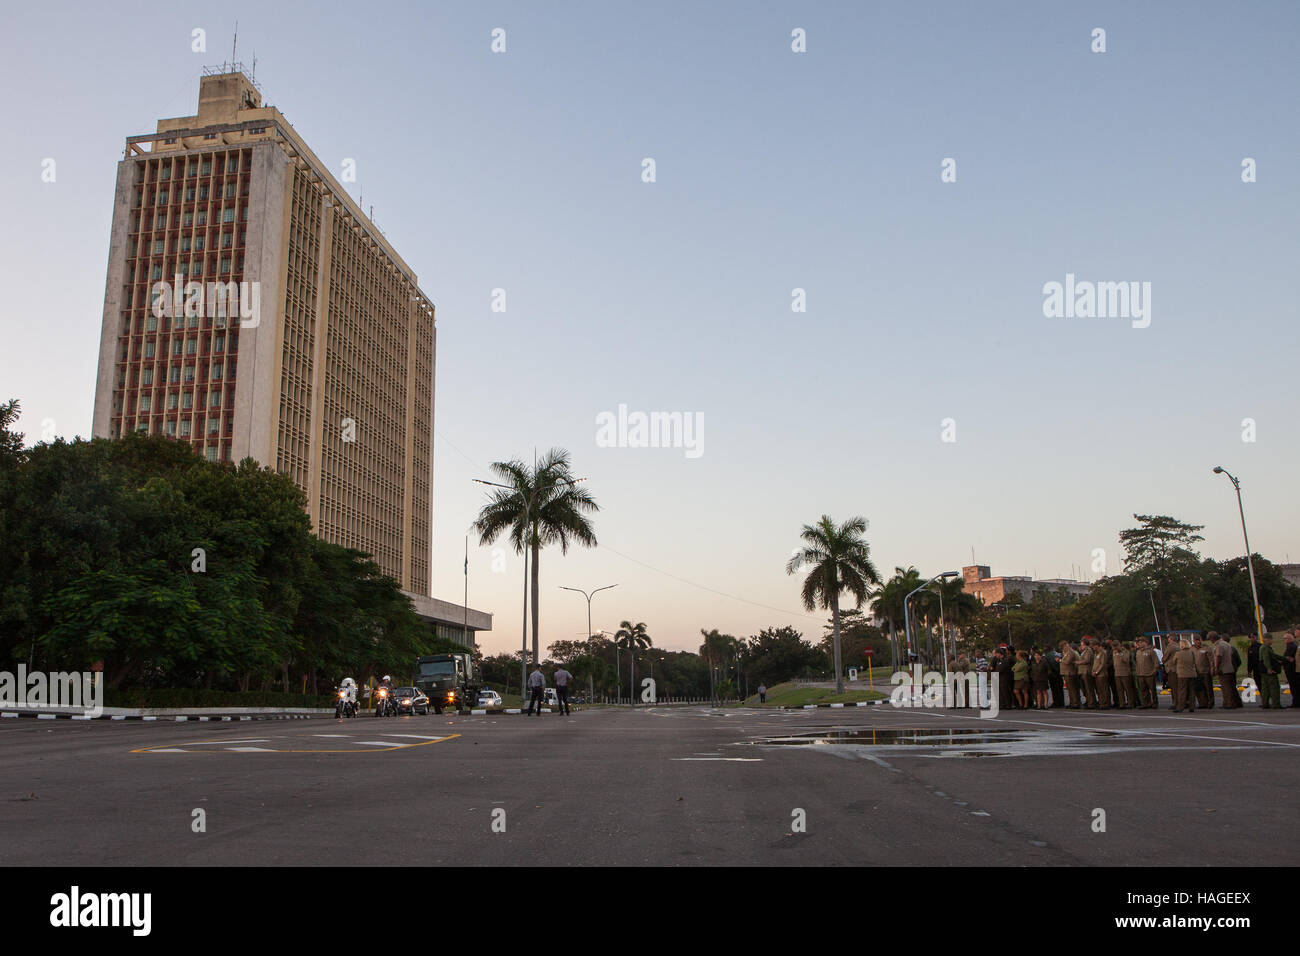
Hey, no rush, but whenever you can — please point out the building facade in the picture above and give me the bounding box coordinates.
[92,69,486,643]
[961,565,1092,606]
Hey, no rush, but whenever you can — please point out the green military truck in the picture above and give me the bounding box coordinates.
[414,653,480,715]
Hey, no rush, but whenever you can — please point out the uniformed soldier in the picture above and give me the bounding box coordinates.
[1212,632,1241,709]
[1170,639,1199,713]
[1281,631,1298,709]
[1092,638,1112,709]
[1135,638,1159,709]
[952,653,971,708]
[1259,634,1282,709]
[1112,641,1134,708]
[1059,640,1081,708]
[1078,638,1099,709]
[1192,636,1214,709]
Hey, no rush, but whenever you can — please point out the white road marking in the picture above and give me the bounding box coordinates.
[379,733,448,740]
[311,734,353,738]
[673,757,763,762]
[352,741,399,747]
[150,748,189,753]
[226,747,274,752]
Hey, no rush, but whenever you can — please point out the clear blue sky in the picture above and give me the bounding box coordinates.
[2,1,1297,656]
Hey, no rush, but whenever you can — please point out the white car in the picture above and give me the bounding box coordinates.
[477,689,503,710]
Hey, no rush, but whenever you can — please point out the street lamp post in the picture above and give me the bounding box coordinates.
[560,583,618,703]
[904,571,958,669]
[1213,466,1266,642]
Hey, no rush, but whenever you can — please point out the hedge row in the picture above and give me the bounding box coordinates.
[104,688,337,709]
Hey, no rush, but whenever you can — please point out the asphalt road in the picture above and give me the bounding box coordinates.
[2,703,1297,866]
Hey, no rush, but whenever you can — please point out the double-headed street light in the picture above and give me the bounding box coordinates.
[1213,466,1265,642]
[560,584,618,702]
[904,571,958,668]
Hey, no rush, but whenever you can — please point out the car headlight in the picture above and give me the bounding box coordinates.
[402,698,411,705]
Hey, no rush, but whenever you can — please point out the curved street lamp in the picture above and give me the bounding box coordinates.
[904,571,958,668]
[1213,466,1266,642]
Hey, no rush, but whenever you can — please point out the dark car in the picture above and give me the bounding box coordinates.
[393,687,430,716]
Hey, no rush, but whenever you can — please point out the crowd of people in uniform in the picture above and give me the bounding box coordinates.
[948,629,1298,712]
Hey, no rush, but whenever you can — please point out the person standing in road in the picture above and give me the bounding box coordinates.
[1259,634,1283,709]
[526,664,546,716]
[1171,639,1198,713]
[1213,632,1241,709]
[998,646,1016,710]
[1078,639,1098,709]
[1060,641,1080,709]
[1030,651,1050,710]
[553,665,573,715]
[1012,651,1031,710]
[1248,634,1263,703]
[758,683,767,705]
[1047,647,1064,708]
[1192,635,1214,709]
[1103,639,1120,709]
[1111,641,1134,709]
[1091,638,1111,709]
[1280,631,1298,708]
[1135,638,1159,709]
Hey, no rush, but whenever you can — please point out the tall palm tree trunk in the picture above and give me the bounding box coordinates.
[531,538,540,667]
[832,599,844,694]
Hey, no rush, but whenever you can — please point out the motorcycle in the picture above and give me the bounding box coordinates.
[335,688,358,719]
[374,686,396,717]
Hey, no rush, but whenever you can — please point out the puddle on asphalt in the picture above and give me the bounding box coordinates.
[747,727,1151,758]
[759,728,1033,746]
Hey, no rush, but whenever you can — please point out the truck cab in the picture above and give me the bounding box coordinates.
[414,653,480,715]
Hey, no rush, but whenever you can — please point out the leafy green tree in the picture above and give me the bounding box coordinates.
[819,610,886,672]
[748,625,827,688]
[786,515,881,693]
[1120,514,1207,630]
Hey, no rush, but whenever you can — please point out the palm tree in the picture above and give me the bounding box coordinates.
[698,628,733,702]
[615,620,651,703]
[871,566,922,668]
[934,575,980,656]
[473,448,599,667]
[786,515,881,694]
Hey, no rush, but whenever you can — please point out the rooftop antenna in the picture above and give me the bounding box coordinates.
[251,53,257,81]
[232,21,238,68]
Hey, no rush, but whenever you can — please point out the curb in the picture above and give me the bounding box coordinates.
[1,711,322,722]
[771,701,886,710]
